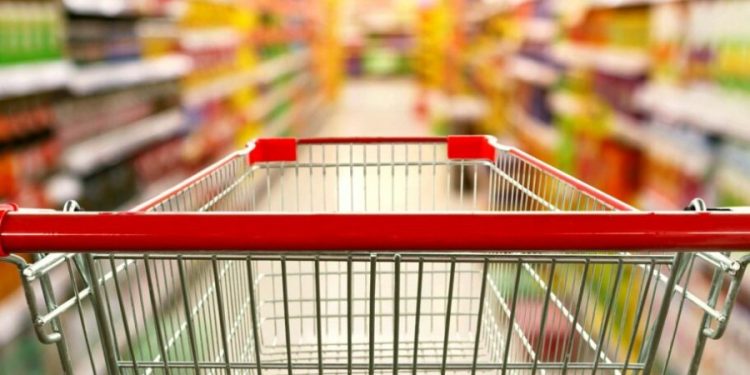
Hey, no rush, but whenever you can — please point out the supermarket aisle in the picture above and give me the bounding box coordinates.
[255,78,482,214]
[318,79,428,137]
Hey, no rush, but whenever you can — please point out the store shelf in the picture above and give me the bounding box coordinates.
[589,0,679,8]
[642,127,712,178]
[249,74,311,120]
[63,0,174,18]
[254,49,311,85]
[183,49,310,108]
[0,60,71,100]
[550,92,587,118]
[183,70,256,107]
[552,42,650,77]
[63,109,185,175]
[512,107,560,152]
[611,113,649,147]
[636,83,750,143]
[524,18,557,43]
[508,56,559,87]
[117,172,189,210]
[180,27,243,51]
[0,56,191,99]
[68,54,192,95]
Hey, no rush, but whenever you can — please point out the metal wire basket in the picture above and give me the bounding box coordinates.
[1,136,749,375]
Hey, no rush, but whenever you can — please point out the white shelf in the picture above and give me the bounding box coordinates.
[248,74,310,120]
[641,127,711,178]
[635,83,750,143]
[0,60,71,100]
[65,0,133,16]
[254,49,311,84]
[63,109,185,175]
[512,107,560,151]
[0,55,191,99]
[117,172,189,210]
[182,70,256,107]
[553,42,650,77]
[524,18,557,43]
[64,0,178,18]
[611,113,648,147]
[180,27,242,50]
[183,49,310,108]
[508,56,559,87]
[549,91,587,117]
[589,0,679,8]
[68,54,192,95]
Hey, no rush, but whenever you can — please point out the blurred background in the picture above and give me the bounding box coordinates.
[2,0,750,373]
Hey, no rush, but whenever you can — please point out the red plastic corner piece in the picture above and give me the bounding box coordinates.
[0,203,18,256]
[248,138,298,164]
[447,136,497,162]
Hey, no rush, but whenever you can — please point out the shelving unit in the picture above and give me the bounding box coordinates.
[0,61,71,100]
[450,1,750,373]
[0,1,341,371]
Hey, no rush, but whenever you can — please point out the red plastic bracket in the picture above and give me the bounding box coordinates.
[447,136,497,162]
[0,203,18,256]
[248,138,298,164]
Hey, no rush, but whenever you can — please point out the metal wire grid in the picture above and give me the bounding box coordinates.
[3,141,741,375]
[75,251,681,375]
[146,142,617,214]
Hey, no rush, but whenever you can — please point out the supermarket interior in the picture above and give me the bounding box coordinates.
[2,0,750,374]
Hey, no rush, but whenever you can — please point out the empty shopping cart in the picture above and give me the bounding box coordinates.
[2,136,750,374]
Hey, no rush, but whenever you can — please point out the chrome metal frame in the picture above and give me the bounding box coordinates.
[3,140,748,375]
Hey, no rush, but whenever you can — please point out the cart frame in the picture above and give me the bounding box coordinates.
[1,136,749,375]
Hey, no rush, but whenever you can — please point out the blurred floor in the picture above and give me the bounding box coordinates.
[318,79,427,137]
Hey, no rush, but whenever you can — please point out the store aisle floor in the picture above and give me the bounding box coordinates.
[317,79,428,137]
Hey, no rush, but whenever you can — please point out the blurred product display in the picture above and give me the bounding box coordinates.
[444,1,750,373]
[0,0,340,370]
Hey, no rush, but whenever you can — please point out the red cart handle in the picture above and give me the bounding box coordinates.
[2,211,750,254]
[248,136,498,163]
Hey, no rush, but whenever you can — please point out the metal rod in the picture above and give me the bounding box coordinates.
[393,254,401,375]
[315,257,323,375]
[368,255,377,375]
[177,256,200,371]
[412,259,424,375]
[440,259,457,375]
[347,256,353,375]
[642,253,686,374]
[246,257,263,375]
[622,260,656,373]
[561,261,589,375]
[531,260,557,375]
[471,259,489,375]
[280,257,293,375]
[501,262,523,375]
[144,255,170,375]
[591,261,624,374]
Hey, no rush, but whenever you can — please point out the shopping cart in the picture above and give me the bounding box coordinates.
[1,136,750,375]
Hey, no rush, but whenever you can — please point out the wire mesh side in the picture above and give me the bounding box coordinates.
[8,140,746,375]
[78,252,683,374]
[142,142,620,214]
